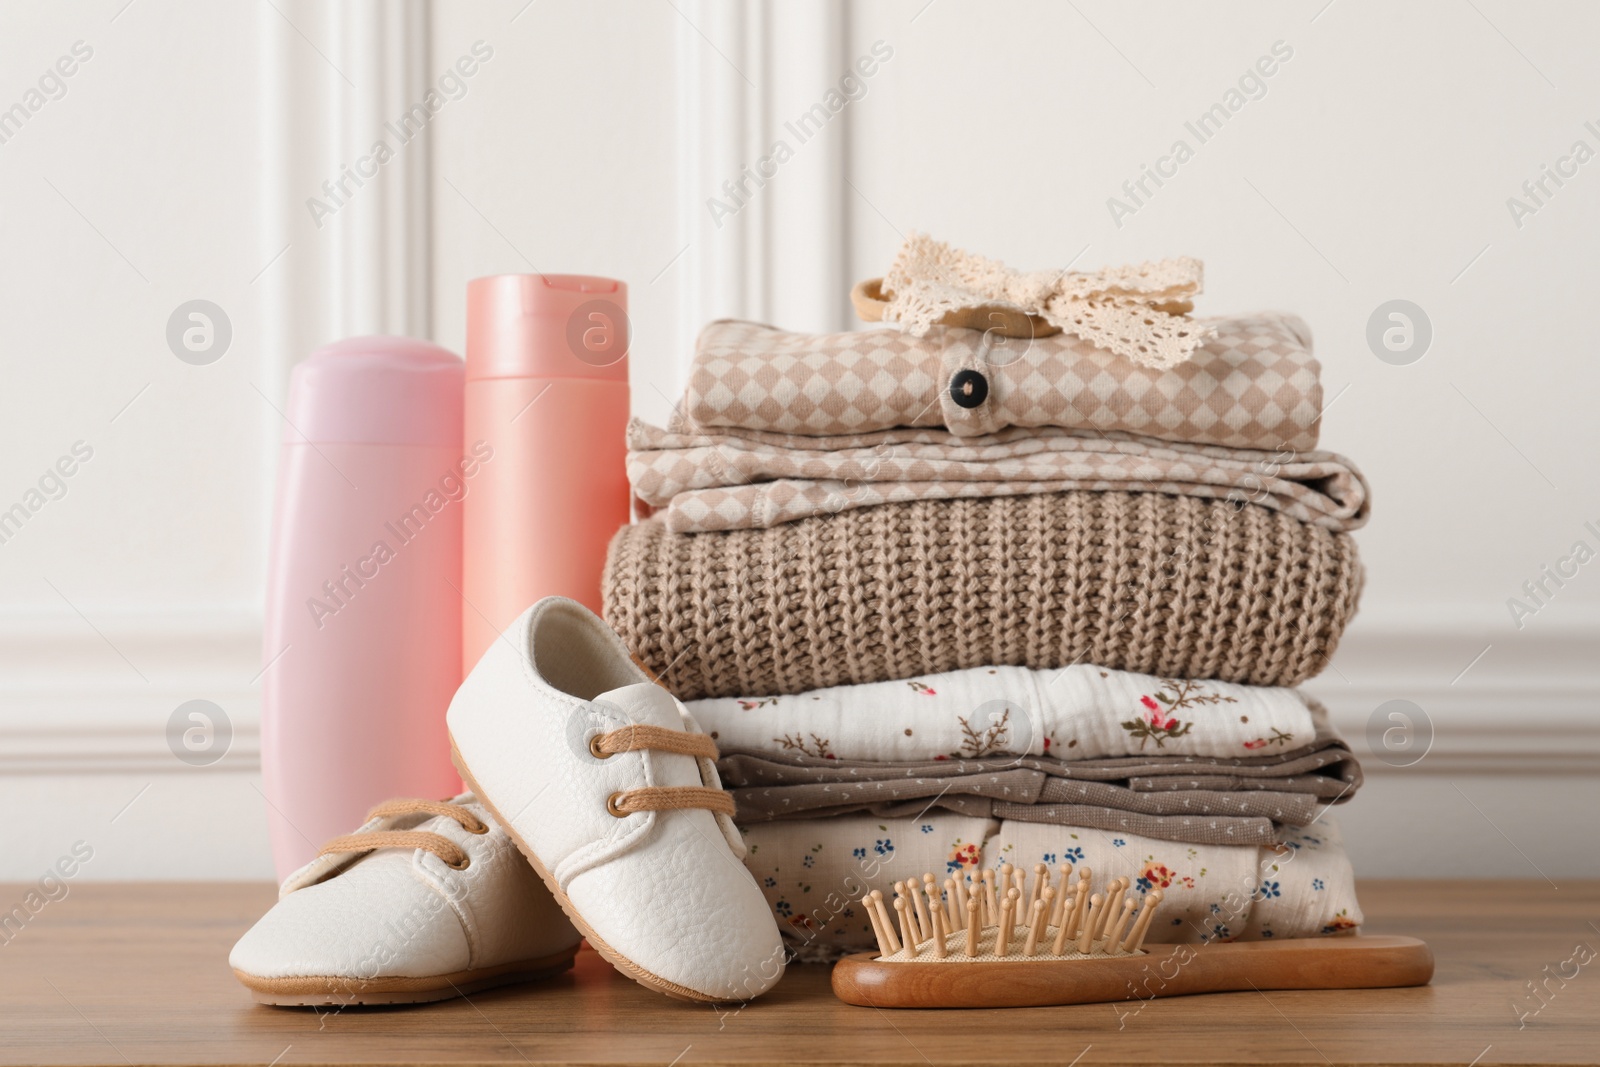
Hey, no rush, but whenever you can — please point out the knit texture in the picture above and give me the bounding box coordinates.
[602,492,1363,700]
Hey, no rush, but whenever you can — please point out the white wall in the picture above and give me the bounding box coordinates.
[835,0,1600,881]
[0,1,271,879]
[1,0,1595,882]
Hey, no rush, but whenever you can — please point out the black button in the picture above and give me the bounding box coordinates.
[949,369,989,409]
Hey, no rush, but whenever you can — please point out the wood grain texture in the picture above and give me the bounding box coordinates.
[832,935,1436,1008]
[0,880,1596,1066]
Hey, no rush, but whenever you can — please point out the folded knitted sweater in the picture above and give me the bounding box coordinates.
[628,418,1370,534]
[603,492,1362,700]
[742,812,1362,960]
[684,314,1322,450]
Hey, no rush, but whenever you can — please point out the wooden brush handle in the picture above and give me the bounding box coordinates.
[831,935,1434,1009]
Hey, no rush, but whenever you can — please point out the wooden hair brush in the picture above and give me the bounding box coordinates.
[832,863,1433,1009]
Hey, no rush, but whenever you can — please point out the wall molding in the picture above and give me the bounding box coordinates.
[676,0,848,372]
[1307,618,1600,775]
[677,0,764,366]
[331,0,434,340]
[5,611,1594,778]
[760,1,848,335]
[0,608,263,776]
[0,726,262,777]
[259,0,434,368]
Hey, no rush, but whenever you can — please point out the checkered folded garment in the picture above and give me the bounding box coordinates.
[627,418,1369,535]
[602,491,1362,700]
[684,313,1323,450]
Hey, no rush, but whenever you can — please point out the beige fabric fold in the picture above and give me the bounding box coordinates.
[717,719,1359,847]
[628,418,1369,534]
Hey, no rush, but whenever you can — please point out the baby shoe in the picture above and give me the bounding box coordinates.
[230,793,581,1006]
[447,597,785,1003]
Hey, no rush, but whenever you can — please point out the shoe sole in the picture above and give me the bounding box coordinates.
[233,948,578,1007]
[452,739,731,1004]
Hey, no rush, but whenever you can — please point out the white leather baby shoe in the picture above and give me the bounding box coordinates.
[230,793,581,1006]
[447,597,785,1003]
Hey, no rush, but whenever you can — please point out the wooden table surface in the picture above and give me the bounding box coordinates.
[1,880,1595,1066]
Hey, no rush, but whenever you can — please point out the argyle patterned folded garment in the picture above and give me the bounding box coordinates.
[627,418,1370,534]
[683,314,1323,449]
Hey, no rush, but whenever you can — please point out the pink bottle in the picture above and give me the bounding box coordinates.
[261,337,467,881]
[462,275,630,674]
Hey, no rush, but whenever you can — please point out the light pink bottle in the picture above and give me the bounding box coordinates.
[261,337,467,881]
[462,275,631,674]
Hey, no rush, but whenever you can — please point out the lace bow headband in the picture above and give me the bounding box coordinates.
[852,232,1215,369]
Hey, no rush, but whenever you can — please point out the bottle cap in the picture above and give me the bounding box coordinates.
[285,336,464,446]
[465,274,629,383]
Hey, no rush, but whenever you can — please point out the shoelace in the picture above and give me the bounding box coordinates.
[316,727,732,869]
[589,723,736,818]
[318,798,487,871]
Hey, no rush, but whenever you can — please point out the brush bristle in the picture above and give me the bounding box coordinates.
[860,865,1165,963]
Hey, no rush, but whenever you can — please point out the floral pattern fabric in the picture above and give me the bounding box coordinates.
[737,813,1361,961]
[689,664,1312,764]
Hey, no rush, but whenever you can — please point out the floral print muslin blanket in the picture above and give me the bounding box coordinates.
[738,812,1361,961]
[687,664,1315,764]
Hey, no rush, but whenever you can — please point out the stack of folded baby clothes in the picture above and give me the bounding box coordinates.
[603,234,1371,959]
